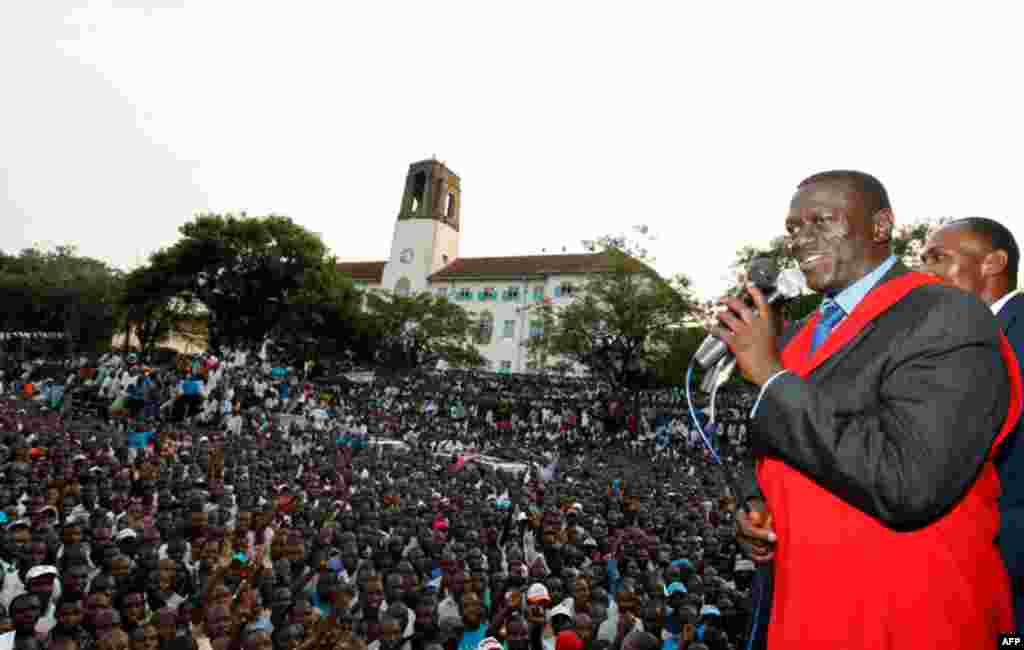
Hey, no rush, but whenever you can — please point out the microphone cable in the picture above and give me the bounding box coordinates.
[687,354,771,650]
[685,356,739,496]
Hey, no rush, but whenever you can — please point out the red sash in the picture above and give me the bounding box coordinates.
[758,271,1020,648]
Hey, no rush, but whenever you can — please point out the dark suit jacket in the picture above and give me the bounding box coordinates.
[742,262,1010,531]
[996,292,1024,578]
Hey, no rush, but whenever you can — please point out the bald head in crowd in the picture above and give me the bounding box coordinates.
[621,631,659,650]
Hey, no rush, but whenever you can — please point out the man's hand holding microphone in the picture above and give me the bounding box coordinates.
[695,258,806,566]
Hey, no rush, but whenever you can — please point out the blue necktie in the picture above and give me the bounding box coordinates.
[811,298,845,354]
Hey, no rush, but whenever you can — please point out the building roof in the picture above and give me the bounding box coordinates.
[428,252,646,281]
[336,261,387,281]
[336,253,648,284]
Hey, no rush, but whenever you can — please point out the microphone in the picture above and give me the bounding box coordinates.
[693,258,807,370]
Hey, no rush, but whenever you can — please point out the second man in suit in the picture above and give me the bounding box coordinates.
[922,217,1024,632]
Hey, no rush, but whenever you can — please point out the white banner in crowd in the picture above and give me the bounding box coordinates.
[345,371,376,383]
[0,332,67,340]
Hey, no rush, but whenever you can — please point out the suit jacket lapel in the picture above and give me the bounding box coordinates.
[803,262,913,379]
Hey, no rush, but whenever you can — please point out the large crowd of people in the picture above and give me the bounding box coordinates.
[3,171,1024,649]
[0,347,757,650]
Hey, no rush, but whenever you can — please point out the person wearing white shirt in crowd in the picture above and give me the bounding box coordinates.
[0,521,31,606]
[226,404,244,436]
[310,404,330,430]
[99,373,115,399]
[200,395,220,424]
[27,565,61,640]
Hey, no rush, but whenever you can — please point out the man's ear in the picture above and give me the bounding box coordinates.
[982,249,1010,279]
[872,209,895,244]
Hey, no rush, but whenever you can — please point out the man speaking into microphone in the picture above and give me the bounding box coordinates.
[714,170,1021,648]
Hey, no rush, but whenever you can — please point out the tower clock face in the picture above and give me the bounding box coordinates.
[399,248,415,264]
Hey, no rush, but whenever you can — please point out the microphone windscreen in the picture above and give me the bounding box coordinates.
[747,257,780,289]
[775,268,808,300]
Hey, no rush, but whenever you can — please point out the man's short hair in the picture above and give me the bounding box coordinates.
[49,632,79,649]
[56,595,83,611]
[949,217,1020,289]
[798,170,892,218]
[9,593,40,612]
[622,631,660,650]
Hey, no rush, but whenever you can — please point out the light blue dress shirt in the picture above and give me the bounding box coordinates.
[750,255,898,417]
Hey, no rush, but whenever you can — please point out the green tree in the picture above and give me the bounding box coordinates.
[363,291,486,372]
[0,245,123,355]
[119,259,205,358]
[149,212,331,350]
[270,257,365,363]
[525,230,698,401]
[648,325,707,388]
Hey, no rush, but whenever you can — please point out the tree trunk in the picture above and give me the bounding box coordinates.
[207,316,222,353]
[124,317,131,352]
[67,301,79,358]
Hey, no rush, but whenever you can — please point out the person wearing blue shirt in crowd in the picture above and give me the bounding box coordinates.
[179,374,205,421]
[127,420,154,461]
[661,582,688,650]
[125,372,150,418]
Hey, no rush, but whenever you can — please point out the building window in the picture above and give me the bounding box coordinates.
[529,320,544,338]
[532,286,545,302]
[410,171,426,214]
[555,282,577,298]
[502,320,515,339]
[503,287,521,302]
[479,287,497,301]
[499,360,512,374]
[442,254,449,265]
[456,288,473,301]
[475,311,494,345]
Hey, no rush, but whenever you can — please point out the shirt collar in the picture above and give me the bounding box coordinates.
[991,289,1022,315]
[829,255,899,316]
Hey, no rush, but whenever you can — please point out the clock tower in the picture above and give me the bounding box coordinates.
[381,158,461,295]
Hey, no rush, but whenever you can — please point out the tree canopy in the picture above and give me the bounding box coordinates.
[362,291,486,372]
[0,245,123,354]
[270,256,366,362]
[525,230,698,391]
[139,212,339,351]
[118,259,205,358]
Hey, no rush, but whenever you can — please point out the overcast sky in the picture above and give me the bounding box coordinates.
[3,1,1022,300]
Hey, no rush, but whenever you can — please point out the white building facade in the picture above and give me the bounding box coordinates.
[337,159,621,374]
